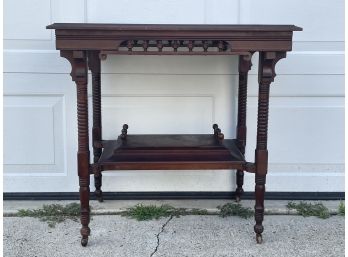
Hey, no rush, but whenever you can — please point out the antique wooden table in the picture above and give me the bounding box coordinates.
[46,23,302,246]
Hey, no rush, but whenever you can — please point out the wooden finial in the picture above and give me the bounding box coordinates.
[143,40,149,52]
[120,124,129,140]
[212,124,224,141]
[218,41,224,52]
[157,40,163,52]
[172,40,179,52]
[213,124,219,135]
[127,40,134,51]
[203,40,209,52]
[188,40,194,52]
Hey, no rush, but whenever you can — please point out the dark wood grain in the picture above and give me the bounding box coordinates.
[99,135,245,170]
[254,51,287,244]
[60,50,91,247]
[47,23,302,53]
[235,54,253,202]
[88,51,103,202]
[47,23,301,246]
[46,23,302,31]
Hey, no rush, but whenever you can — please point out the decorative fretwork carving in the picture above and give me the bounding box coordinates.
[156,40,163,51]
[203,40,209,52]
[188,40,194,51]
[127,40,134,51]
[99,39,242,58]
[218,40,225,52]
[172,40,179,52]
[120,39,228,52]
[143,40,149,51]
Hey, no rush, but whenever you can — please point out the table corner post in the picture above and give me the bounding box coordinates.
[61,50,91,246]
[235,53,253,202]
[254,51,286,244]
[88,51,104,202]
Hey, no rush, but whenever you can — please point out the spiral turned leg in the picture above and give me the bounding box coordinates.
[77,79,91,246]
[236,55,252,202]
[252,51,286,244]
[61,50,92,246]
[89,50,103,203]
[254,175,265,244]
[94,165,103,202]
[235,170,244,202]
[79,176,91,247]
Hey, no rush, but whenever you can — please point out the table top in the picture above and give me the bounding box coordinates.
[47,23,302,32]
[47,23,302,53]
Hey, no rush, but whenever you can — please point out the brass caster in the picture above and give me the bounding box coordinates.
[256,234,263,244]
[81,237,88,247]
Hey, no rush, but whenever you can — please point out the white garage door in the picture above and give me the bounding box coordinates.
[4,0,344,193]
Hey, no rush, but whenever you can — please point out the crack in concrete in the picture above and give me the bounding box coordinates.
[150,215,173,257]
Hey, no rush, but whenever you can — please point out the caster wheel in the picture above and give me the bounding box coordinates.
[235,196,241,202]
[97,196,104,203]
[256,234,263,244]
[81,238,88,247]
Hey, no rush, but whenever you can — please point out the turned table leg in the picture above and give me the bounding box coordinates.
[235,54,252,202]
[88,51,103,202]
[254,51,286,244]
[61,50,91,246]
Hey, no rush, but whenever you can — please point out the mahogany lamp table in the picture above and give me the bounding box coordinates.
[46,23,302,246]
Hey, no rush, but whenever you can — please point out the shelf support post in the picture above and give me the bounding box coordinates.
[235,54,253,202]
[254,51,286,244]
[61,50,91,246]
[88,51,103,202]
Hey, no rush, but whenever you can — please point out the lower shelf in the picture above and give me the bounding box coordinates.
[98,134,245,170]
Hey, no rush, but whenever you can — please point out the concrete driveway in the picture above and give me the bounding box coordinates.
[3,200,344,257]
